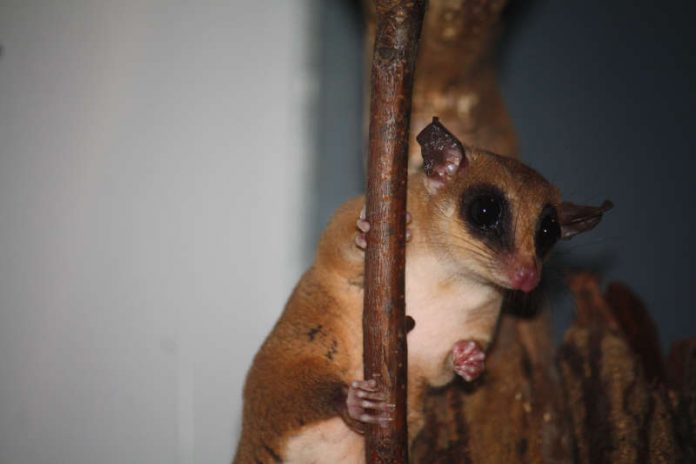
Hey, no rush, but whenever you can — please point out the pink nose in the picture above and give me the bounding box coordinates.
[509,265,539,293]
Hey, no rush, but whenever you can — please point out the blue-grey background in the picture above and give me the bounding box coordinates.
[313,0,696,350]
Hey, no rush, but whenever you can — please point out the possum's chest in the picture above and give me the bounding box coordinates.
[404,254,502,384]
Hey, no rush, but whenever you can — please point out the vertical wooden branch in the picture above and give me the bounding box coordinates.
[363,1,425,463]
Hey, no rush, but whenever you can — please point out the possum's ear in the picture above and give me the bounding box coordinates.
[558,200,613,239]
[416,117,467,193]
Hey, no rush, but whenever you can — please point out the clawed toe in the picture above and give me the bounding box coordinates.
[346,379,395,428]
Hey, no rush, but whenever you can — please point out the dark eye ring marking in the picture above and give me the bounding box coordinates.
[460,184,513,253]
[535,205,561,257]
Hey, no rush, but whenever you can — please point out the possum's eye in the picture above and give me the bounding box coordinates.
[461,185,512,252]
[468,195,502,230]
[535,206,561,256]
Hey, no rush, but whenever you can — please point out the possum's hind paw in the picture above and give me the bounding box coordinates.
[355,206,412,250]
[452,340,486,382]
[345,378,395,428]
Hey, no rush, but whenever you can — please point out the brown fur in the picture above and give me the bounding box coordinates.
[233,147,566,463]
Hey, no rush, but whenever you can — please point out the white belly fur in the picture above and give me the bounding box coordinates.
[405,253,502,386]
[283,417,364,464]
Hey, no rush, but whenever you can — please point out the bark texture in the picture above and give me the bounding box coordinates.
[557,274,678,464]
[365,0,518,169]
[363,1,425,462]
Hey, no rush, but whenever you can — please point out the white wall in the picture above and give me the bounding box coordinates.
[0,1,313,463]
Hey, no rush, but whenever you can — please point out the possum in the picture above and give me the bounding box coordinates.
[233,118,612,463]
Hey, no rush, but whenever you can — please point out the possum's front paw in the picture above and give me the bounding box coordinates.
[355,206,412,249]
[452,340,486,382]
[345,378,395,428]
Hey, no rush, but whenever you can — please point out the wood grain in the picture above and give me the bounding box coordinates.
[363,1,425,463]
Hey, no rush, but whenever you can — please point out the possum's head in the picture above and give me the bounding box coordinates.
[416,118,612,293]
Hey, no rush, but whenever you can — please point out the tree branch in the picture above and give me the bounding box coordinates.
[363,1,425,462]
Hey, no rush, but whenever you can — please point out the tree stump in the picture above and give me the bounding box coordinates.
[557,274,678,463]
